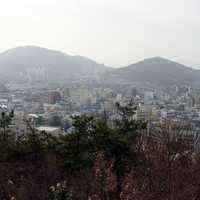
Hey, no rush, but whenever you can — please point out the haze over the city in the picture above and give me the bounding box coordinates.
[0,0,200,67]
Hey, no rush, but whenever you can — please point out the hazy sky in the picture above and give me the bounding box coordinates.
[0,0,200,67]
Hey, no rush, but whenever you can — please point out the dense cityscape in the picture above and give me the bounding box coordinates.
[2,73,200,145]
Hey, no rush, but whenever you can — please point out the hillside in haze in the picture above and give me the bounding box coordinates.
[0,46,200,86]
[0,46,110,83]
[109,57,200,85]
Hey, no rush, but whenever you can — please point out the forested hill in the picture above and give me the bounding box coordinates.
[109,57,200,85]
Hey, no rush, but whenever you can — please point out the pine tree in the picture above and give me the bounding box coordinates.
[0,109,14,141]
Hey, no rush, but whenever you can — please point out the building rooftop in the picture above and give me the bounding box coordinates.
[37,126,60,132]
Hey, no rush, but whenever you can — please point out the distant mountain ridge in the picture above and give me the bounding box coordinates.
[0,46,199,85]
[0,46,110,83]
[109,57,200,85]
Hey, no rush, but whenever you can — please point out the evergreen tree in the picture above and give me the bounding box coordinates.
[0,109,14,141]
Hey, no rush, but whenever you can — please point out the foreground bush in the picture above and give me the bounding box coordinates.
[0,104,198,199]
